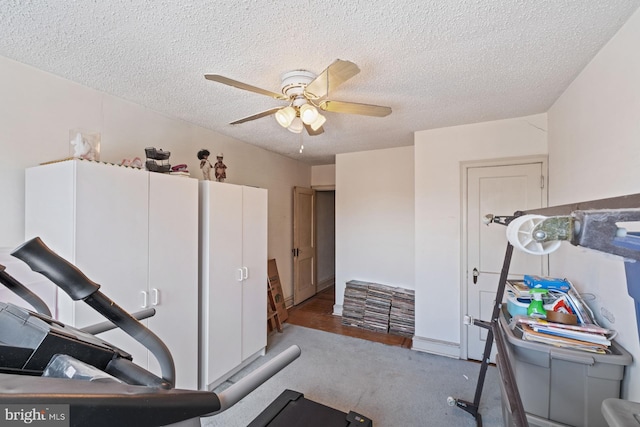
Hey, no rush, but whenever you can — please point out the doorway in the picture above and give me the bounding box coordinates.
[292,188,335,306]
[315,190,335,293]
[462,156,549,361]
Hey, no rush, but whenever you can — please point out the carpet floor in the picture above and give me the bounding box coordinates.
[200,324,504,427]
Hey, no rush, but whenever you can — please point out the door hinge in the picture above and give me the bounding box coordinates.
[540,175,545,189]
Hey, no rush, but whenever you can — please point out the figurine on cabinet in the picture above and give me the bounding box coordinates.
[197,149,213,181]
[70,130,100,161]
[214,153,227,182]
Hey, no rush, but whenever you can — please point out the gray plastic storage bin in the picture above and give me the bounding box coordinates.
[601,398,640,427]
[499,308,632,427]
[499,363,573,427]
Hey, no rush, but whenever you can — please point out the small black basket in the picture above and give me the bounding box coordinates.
[145,160,171,173]
[144,147,171,161]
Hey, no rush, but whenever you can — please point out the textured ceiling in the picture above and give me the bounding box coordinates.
[1,1,639,165]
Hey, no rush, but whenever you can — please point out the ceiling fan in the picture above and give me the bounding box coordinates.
[204,59,392,136]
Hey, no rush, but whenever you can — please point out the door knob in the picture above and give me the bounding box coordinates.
[473,268,479,284]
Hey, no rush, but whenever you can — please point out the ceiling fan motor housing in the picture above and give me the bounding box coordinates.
[280,70,316,98]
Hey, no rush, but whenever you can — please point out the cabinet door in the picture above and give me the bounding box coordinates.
[73,162,150,365]
[241,186,268,360]
[25,161,76,265]
[147,172,199,389]
[25,161,76,321]
[203,182,243,385]
[26,161,150,366]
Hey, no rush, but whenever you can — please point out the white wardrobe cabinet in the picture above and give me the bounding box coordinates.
[24,159,199,390]
[199,181,268,390]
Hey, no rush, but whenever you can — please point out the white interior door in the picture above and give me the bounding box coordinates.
[466,162,547,361]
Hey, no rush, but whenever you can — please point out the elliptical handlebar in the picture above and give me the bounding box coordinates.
[11,237,100,301]
[11,237,175,388]
[3,237,303,425]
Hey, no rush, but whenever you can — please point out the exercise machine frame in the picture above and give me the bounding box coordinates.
[452,193,640,427]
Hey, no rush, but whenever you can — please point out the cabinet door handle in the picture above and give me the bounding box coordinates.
[141,291,148,308]
[237,268,244,281]
[243,267,249,280]
[151,288,160,306]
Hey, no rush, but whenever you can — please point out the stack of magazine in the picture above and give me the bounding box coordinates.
[516,317,614,354]
[507,276,616,354]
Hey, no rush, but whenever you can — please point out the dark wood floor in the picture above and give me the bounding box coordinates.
[286,285,413,349]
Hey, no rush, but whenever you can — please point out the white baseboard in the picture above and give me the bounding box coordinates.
[332,303,343,316]
[284,295,294,308]
[412,336,460,359]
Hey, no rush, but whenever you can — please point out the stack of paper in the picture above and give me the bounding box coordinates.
[342,280,369,327]
[506,280,534,298]
[517,317,614,354]
[389,288,415,337]
[363,284,394,332]
[341,280,416,337]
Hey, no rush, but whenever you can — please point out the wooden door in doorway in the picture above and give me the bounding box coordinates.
[293,187,317,305]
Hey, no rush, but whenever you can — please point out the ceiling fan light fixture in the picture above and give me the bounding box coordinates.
[288,117,304,134]
[275,106,296,128]
[206,60,392,138]
[300,103,319,125]
[309,113,326,131]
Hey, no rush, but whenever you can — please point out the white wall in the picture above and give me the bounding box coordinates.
[413,114,548,356]
[0,55,310,303]
[334,146,414,313]
[547,7,640,400]
[311,164,336,188]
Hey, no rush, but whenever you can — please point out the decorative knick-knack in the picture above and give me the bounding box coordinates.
[197,149,213,181]
[214,153,227,182]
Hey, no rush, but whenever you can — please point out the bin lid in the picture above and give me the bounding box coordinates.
[601,398,640,427]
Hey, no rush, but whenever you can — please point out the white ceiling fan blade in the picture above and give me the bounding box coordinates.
[205,74,287,100]
[230,107,282,124]
[304,59,360,100]
[319,100,392,117]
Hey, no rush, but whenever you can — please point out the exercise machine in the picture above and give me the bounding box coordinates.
[450,193,640,427]
[0,236,373,427]
[0,237,300,426]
